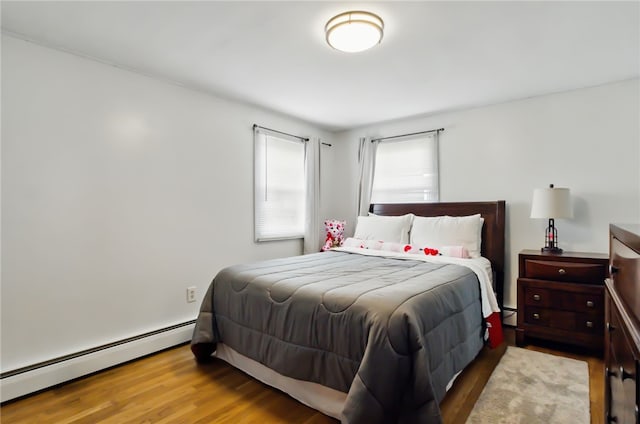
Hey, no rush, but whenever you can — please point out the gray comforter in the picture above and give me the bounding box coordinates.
[191,251,485,423]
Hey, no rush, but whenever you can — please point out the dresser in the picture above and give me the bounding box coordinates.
[605,224,640,424]
[516,249,609,351]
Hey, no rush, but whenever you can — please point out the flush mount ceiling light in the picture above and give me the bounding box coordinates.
[325,11,384,53]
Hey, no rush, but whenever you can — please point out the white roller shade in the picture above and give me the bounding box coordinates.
[254,128,305,241]
[370,133,439,203]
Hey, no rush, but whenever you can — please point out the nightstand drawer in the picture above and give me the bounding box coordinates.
[525,307,603,334]
[555,292,603,313]
[524,259,606,284]
[522,281,603,313]
[574,293,603,313]
[524,287,552,307]
[574,313,603,334]
[524,307,551,326]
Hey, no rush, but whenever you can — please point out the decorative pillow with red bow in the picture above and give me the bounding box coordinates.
[341,238,469,258]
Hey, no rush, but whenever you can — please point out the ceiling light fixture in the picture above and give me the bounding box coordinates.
[325,11,384,53]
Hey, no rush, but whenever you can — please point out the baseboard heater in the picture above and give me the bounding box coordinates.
[502,306,517,327]
[1,320,195,403]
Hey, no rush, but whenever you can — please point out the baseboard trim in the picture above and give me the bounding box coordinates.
[1,320,195,402]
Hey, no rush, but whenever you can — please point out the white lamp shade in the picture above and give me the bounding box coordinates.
[530,187,573,219]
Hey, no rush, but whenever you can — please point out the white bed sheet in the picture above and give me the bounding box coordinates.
[215,343,346,420]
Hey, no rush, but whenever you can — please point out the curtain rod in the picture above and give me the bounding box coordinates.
[371,127,444,143]
[253,124,309,142]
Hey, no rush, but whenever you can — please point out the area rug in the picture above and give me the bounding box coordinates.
[465,346,590,424]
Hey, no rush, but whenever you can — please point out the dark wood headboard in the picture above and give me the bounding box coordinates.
[370,201,506,309]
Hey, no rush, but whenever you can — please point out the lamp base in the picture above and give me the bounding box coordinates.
[541,246,563,254]
[541,218,563,254]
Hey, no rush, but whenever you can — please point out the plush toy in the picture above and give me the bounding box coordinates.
[322,219,345,251]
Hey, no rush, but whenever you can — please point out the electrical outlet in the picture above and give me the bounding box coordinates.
[186,286,196,303]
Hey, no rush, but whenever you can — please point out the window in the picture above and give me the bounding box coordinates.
[370,133,439,203]
[254,127,306,241]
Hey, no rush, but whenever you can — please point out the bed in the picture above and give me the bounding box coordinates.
[191,201,505,423]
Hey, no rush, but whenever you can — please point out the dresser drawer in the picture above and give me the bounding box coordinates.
[611,237,640,323]
[524,259,606,284]
[605,286,639,424]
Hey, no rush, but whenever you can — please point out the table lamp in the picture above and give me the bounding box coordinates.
[530,184,573,254]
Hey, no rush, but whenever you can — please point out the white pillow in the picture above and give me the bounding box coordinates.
[353,214,414,244]
[410,214,483,258]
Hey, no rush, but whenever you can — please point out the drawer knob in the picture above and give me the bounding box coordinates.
[533,294,541,301]
[533,313,540,320]
[586,321,593,328]
[607,367,618,378]
[607,413,618,423]
[620,366,635,381]
[586,300,594,308]
[558,268,566,275]
[607,322,616,332]
[610,265,619,275]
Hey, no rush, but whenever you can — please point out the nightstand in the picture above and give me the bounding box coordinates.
[516,249,609,351]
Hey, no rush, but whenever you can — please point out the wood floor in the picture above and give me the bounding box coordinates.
[1,328,604,423]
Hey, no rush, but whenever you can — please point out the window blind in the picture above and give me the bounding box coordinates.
[370,133,439,203]
[254,128,306,241]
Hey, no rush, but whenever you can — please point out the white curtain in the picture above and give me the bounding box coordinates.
[357,137,378,216]
[303,137,321,253]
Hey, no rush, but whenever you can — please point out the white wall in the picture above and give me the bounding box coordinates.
[1,35,335,372]
[3,32,639,375]
[331,79,640,309]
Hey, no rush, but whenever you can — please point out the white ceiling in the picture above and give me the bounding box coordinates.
[2,1,639,132]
